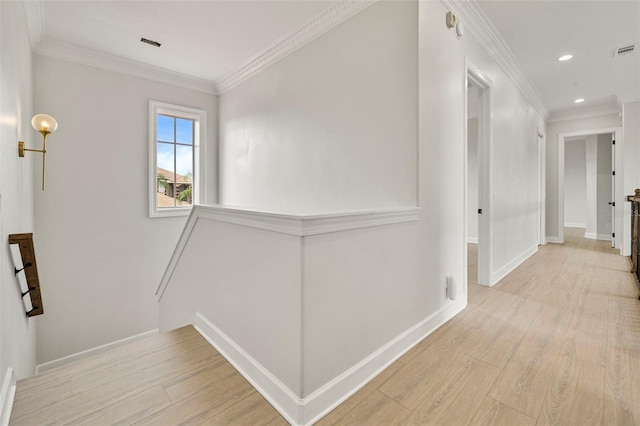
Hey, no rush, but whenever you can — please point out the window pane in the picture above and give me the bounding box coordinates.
[157,115,174,142]
[156,142,175,209]
[176,118,193,145]
[175,144,193,206]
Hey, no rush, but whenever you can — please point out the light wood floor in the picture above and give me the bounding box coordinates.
[11,228,640,425]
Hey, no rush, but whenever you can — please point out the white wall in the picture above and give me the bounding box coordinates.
[33,55,217,364]
[467,117,479,242]
[427,8,544,285]
[564,140,586,227]
[219,1,418,213]
[545,114,621,240]
[159,217,303,395]
[216,0,545,341]
[0,1,37,379]
[160,0,549,418]
[596,133,612,237]
[302,221,424,396]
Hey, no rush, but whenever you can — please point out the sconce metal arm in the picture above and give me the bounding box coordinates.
[18,131,49,190]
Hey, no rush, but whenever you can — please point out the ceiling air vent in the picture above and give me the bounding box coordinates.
[614,43,638,57]
[140,37,161,48]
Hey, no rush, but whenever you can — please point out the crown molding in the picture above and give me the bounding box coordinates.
[616,89,640,105]
[547,103,621,123]
[215,0,377,94]
[23,0,376,96]
[22,0,45,49]
[441,0,549,120]
[34,38,218,95]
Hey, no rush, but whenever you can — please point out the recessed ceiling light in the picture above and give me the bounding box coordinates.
[574,98,585,103]
[558,54,573,61]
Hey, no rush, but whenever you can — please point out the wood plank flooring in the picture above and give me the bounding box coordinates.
[11,228,640,425]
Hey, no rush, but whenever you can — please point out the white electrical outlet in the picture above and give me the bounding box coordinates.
[446,274,457,301]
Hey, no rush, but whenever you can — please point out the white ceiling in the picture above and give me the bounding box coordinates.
[477,0,640,117]
[40,0,332,82]
[29,1,640,117]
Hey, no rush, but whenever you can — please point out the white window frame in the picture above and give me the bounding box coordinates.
[149,100,207,218]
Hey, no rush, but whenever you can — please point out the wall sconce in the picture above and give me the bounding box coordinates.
[18,114,58,190]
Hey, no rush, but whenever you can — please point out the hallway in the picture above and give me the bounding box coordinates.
[319,227,639,424]
[10,228,640,425]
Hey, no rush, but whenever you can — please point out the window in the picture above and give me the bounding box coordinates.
[149,101,206,217]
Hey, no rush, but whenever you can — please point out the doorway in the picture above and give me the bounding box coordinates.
[538,130,545,245]
[558,128,620,249]
[465,63,492,288]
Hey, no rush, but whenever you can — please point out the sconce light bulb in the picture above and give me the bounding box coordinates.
[31,114,58,134]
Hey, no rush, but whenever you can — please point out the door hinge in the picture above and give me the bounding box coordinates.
[613,140,616,145]
[612,233,616,238]
[478,209,482,214]
[612,171,616,176]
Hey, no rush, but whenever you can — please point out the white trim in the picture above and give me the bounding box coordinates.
[23,0,376,96]
[557,127,622,245]
[466,60,493,287]
[193,313,302,425]
[538,130,546,246]
[490,245,538,286]
[35,329,159,374]
[0,369,16,426]
[149,101,207,218]
[194,205,421,237]
[547,103,621,123]
[302,301,464,425]
[584,232,612,241]
[156,205,420,300]
[215,0,377,93]
[546,236,562,244]
[34,38,217,95]
[467,237,478,244]
[22,0,45,49]
[616,89,640,105]
[443,0,548,119]
[193,301,464,425]
[564,223,586,228]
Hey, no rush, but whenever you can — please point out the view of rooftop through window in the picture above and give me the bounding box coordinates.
[156,114,194,209]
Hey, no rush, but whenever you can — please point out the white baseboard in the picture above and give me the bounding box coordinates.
[193,313,303,425]
[546,236,562,244]
[564,223,586,228]
[584,232,612,241]
[36,329,159,374]
[0,369,16,426]
[490,245,538,286]
[467,237,478,244]
[193,301,465,425]
[302,301,464,424]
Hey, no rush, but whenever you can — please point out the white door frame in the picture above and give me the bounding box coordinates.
[557,126,622,247]
[611,133,616,248]
[538,129,546,245]
[465,60,492,287]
